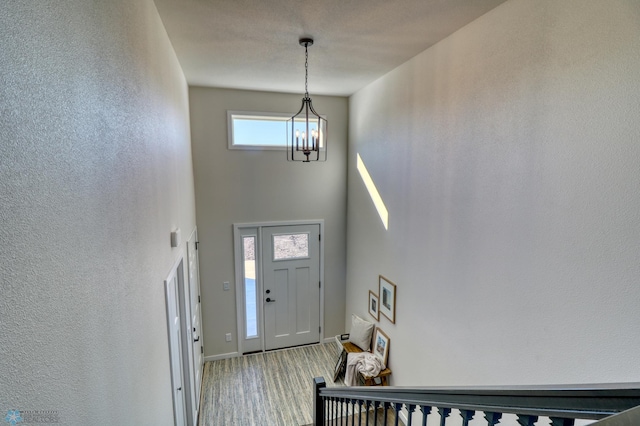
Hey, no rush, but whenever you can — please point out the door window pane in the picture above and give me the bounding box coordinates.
[243,236,257,338]
[272,233,309,261]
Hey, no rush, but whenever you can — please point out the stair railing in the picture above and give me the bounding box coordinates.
[313,378,640,426]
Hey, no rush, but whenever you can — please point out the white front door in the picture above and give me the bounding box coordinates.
[262,224,321,350]
[165,262,186,426]
[186,230,203,416]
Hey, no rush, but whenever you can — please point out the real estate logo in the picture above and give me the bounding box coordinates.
[4,410,59,424]
[4,410,22,425]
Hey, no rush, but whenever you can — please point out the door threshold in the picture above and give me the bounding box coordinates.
[241,342,322,357]
[264,342,321,353]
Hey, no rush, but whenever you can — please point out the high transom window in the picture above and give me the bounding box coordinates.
[228,111,326,150]
[228,111,290,150]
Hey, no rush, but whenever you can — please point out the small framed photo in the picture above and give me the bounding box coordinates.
[333,350,347,382]
[368,290,379,321]
[379,275,396,323]
[372,327,390,366]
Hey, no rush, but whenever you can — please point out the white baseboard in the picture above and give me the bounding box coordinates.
[323,337,336,344]
[204,351,239,362]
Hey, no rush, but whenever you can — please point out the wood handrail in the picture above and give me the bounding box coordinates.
[591,404,640,425]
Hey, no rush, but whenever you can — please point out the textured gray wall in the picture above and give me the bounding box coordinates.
[0,1,196,424]
[347,0,640,394]
[189,87,348,358]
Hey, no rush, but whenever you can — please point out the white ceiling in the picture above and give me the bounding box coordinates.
[153,0,508,96]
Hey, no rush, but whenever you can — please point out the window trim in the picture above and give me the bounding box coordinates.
[227,110,328,151]
[227,110,292,151]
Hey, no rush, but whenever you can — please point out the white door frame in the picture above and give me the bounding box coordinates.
[164,254,188,426]
[186,229,203,421]
[177,258,195,426]
[233,220,325,355]
[235,226,263,354]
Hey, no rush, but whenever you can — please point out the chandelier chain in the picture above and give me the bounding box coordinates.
[304,44,309,98]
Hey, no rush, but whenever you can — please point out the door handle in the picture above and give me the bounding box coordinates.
[266,297,276,302]
[177,387,182,391]
[194,336,200,342]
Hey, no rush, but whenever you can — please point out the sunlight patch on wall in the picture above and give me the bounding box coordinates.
[356,153,389,230]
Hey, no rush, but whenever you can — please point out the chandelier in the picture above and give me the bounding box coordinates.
[287,38,327,162]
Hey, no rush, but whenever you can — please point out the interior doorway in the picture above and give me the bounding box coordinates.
[186,230,203,423]
[164,237,203,426]
[234,221,324,354]
[164,257,187,426]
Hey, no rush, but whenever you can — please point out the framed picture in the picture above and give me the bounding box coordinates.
[379,275,396,323]
[368,290,379,321]
[372,327,390,366]
[333,349,347,382]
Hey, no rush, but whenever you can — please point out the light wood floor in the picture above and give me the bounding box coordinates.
[198,342,344,426]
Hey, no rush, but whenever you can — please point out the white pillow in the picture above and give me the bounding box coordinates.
[349,314,374,351]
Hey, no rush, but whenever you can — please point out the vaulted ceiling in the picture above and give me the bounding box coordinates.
[153,0,508,96]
